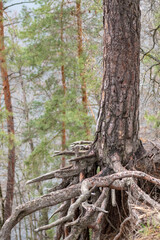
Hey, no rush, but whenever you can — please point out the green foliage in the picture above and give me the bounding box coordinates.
[0,109,19,152]
[2,3,102,236]
[145,112,160,129]
[0,108,10,122]
[11,0,102,170]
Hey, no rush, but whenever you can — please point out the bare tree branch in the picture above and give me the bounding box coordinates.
[141,48,160,64]
[70,141,93,146]
[69,153,96,162]
[141,25,160,60]
[26,167,84,184]
[27,154,96,185]
[52,151,75,157]
[4,1,35,10]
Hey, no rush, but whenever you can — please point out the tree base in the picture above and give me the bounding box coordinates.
[0,140,160,240]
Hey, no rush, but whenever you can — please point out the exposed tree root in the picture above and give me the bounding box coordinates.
[0,141,160,240]
[34,185,96,232]
[113,216,131,240]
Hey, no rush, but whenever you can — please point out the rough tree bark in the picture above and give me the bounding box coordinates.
[95,0,141,170]
[0,0,16,226]
[0,1,160,240]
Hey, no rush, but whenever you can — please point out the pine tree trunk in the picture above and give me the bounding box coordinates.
[61,0,66,167]
[0,0,16,228]
[92,1,142,237]
[96,0,141,170]
[76,0,90,139]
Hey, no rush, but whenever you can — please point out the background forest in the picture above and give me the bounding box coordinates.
[0,0,159,239]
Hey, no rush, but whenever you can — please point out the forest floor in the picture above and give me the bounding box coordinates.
[132,224,160,240]
[132,139,160,240]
